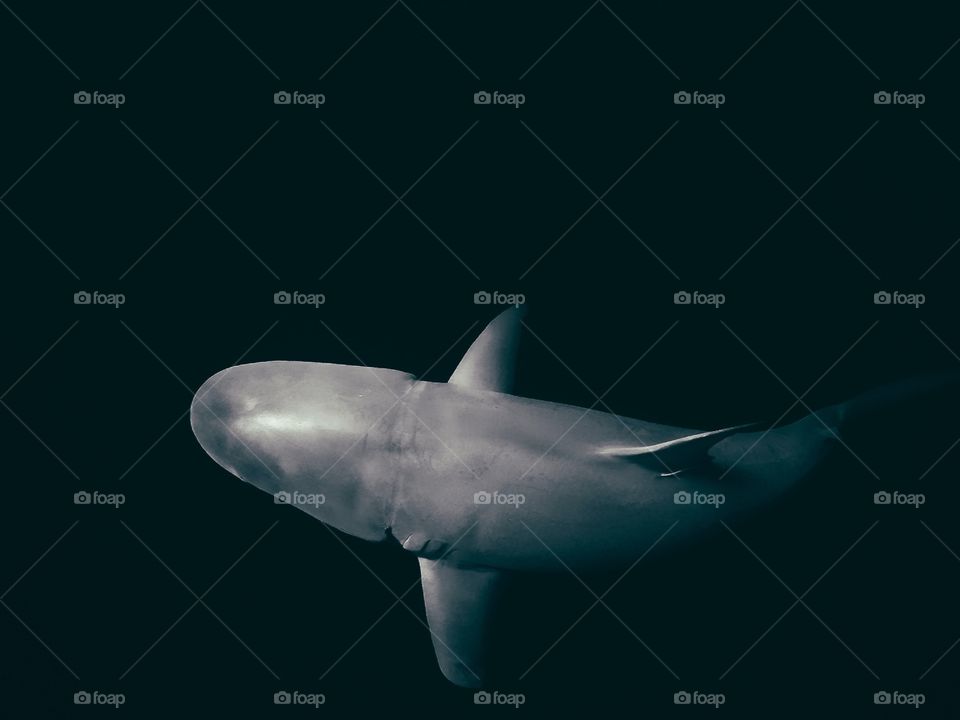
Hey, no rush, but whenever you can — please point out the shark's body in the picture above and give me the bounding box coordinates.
[190,308,926,686]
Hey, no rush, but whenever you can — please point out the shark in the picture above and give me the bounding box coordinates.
[190,307,939,687]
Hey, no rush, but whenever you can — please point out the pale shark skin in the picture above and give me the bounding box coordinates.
[191,359,832,571]
[190,309,933,686]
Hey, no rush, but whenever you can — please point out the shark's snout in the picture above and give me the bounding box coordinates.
[190,368,244,476]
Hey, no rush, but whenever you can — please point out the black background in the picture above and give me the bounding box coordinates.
[2,1,960,717]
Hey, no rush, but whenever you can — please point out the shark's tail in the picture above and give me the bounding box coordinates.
[816,373,959,436]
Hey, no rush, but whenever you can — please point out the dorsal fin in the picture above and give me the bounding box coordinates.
[596,424,756,475]
[449,306,525,393]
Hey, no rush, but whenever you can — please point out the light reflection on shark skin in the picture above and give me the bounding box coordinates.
[189,308,950,687]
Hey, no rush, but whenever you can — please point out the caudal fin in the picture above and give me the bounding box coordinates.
[817,374,959,435]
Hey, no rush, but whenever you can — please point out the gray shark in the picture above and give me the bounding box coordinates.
[190,308,935,687]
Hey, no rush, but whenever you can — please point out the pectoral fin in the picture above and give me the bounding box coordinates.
[418,557,505,687]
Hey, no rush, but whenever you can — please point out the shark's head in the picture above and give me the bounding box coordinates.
[190,361,414,541]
